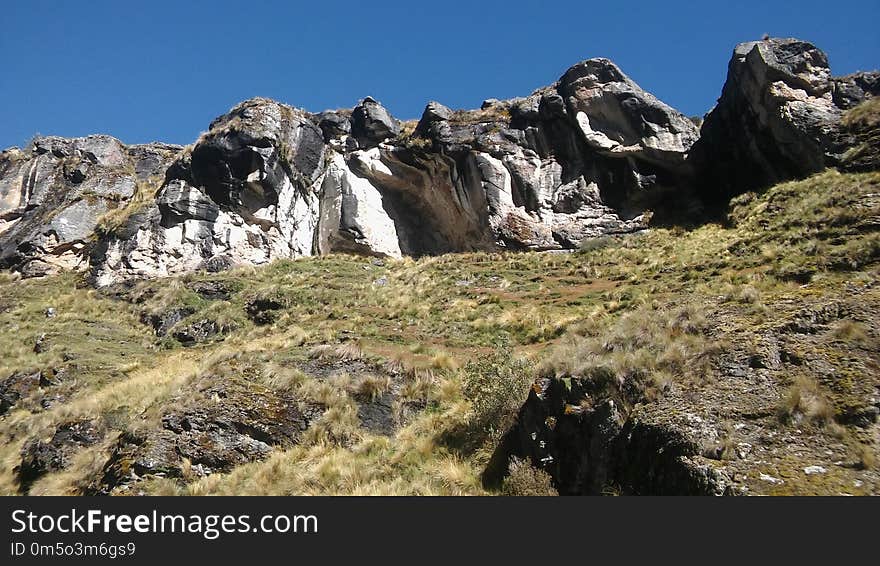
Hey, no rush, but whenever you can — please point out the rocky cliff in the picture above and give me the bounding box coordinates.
[5,37,871,285]
[691,38,879,201]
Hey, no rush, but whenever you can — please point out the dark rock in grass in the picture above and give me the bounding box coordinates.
[356,392,396,436]
[17,420,102,491]
[187,280,231,301]
[245,296,286,324]
[0,370,42,415]
[95,381,311,493]
[141,307,195,337]
[199,254,236,273]
[0,368,66,415]
[484,375,731,495]
[172,319,221,345]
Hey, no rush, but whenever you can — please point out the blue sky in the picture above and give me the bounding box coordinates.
[2,0,878,149]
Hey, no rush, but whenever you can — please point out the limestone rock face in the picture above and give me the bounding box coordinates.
[84,58,695,284]
[692,38,880,200]
[317,151,403,257]
[0,136,180,277]
[3,37,873,285]
[91,98,327,285]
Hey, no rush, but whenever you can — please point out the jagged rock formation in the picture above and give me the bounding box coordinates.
[90,99,327,285]
[692,37,880,201]
[0,136,180,276]
[1,57,700,285]
[88,55,697,286]
[0,37,877,284]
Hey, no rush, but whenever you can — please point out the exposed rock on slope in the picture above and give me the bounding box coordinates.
[4,58,700,285]
[485,376,731,495]
[0,137,180,276]
[692,38,880,201]
[91,99,327,285]
[839,98,880,172]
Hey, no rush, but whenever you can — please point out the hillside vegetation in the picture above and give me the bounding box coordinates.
[1,169,878,495]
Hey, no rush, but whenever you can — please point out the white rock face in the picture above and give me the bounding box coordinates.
[94,173,324,286]
[3,40,875,285]
[5,56,708,284]
[88,84,667,285]
[317,151,401,257]
[576,112,621,152]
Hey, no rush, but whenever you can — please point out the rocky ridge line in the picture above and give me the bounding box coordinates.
[0,37,877,285]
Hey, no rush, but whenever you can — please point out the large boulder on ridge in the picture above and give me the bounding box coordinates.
[351,97,400,147]
[692,37,880,201]
[557,58,699,168]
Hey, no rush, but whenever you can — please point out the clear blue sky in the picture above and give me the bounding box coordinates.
[2,0,878,149]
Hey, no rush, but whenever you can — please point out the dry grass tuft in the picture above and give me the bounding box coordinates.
[501,457,557,496]
[777,375,834,425]
[352,374,392,401]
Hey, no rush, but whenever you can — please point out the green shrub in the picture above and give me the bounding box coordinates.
[461,346,533,442]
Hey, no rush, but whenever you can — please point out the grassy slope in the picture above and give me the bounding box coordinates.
[0,169,878,495]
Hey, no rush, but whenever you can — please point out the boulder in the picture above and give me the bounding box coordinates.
[0,370,42,415]
[95,380,310,492]
[17,420,103,491]
[558,58,699,168]
[418,101,453,127]
[692,38,879,201]
[316,110,352,142]
[351,97,400,146]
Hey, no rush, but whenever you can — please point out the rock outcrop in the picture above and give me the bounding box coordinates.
[484,374,731,495]
[17,420,103,491]
[1,37,877,284]
[90,98,326,285]
[94,379,311,493]
[692,38,880,201]
[0,137,180,277]
[2,57,699,285]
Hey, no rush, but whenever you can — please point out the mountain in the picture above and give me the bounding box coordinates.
[0,37,878,495]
